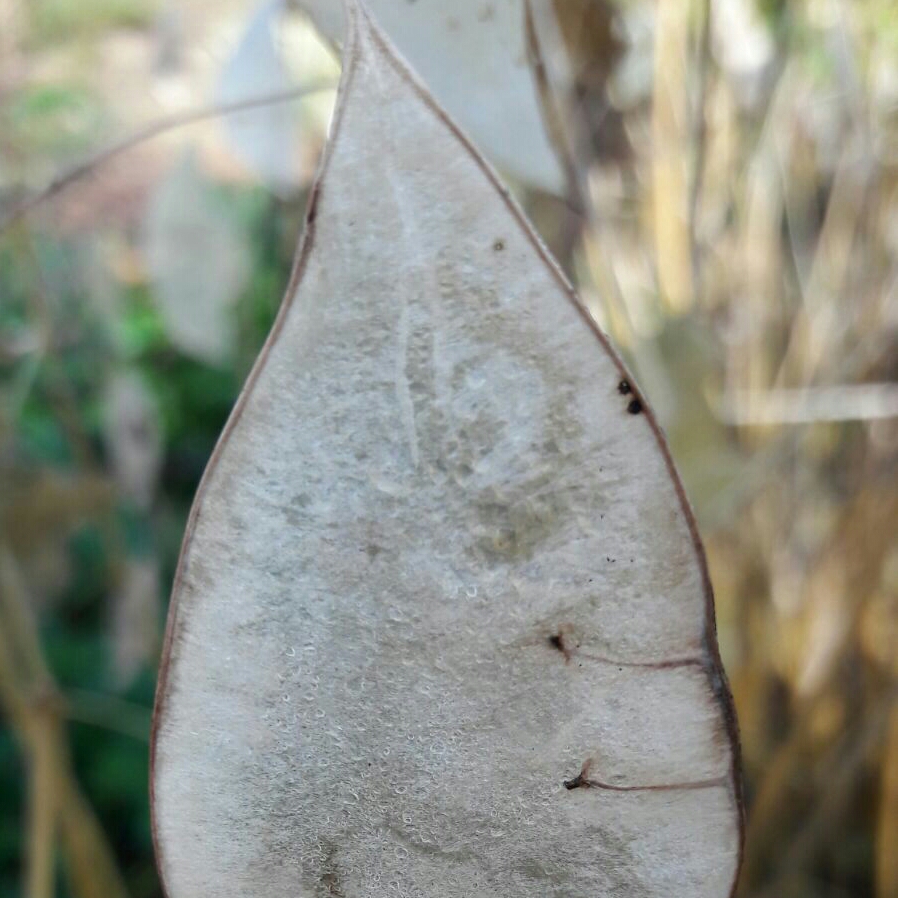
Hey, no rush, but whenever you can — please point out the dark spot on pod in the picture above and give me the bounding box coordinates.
[617,379,632,395]
[493,238,505,251]
[627,398,643,415]
[548,630,573,662]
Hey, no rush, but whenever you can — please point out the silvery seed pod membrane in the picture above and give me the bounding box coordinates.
[151,3,744,896]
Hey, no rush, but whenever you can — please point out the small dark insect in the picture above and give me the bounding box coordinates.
[493,238,505,251]
[627,398,643,415]
[617,379,632,395]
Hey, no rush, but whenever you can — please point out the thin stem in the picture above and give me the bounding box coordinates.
[63,689,152,742]
[26,709,58,898]
[689,0,712,300]
[0,80,337,235]
[0,546,131,898]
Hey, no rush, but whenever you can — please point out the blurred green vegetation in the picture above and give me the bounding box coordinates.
[1,176,299,898]
[1,0,896,897]
[24,0,159,48]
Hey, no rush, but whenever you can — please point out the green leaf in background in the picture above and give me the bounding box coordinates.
[4,85,108,157]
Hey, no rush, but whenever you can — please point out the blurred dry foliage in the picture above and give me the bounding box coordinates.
[0,0,896,897]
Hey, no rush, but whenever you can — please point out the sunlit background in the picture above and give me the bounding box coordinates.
[1,1,896,896]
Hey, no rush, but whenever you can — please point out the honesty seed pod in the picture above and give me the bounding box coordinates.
[151,3,744,896]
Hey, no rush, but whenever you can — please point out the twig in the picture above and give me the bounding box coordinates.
[63,689,152,742]
[878,707,898,898]
[57,771,130,898]
[522,0,643,358]
[0,548,59,898]
[688,0,713,300]
[0,79,337,235]
[752,695,894,898]
[0,544,131,898]
[523,1,588,218]
[0,544,52,685]
[25,707,58,898]
[652,0,694,312]
[718,383,898,426]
